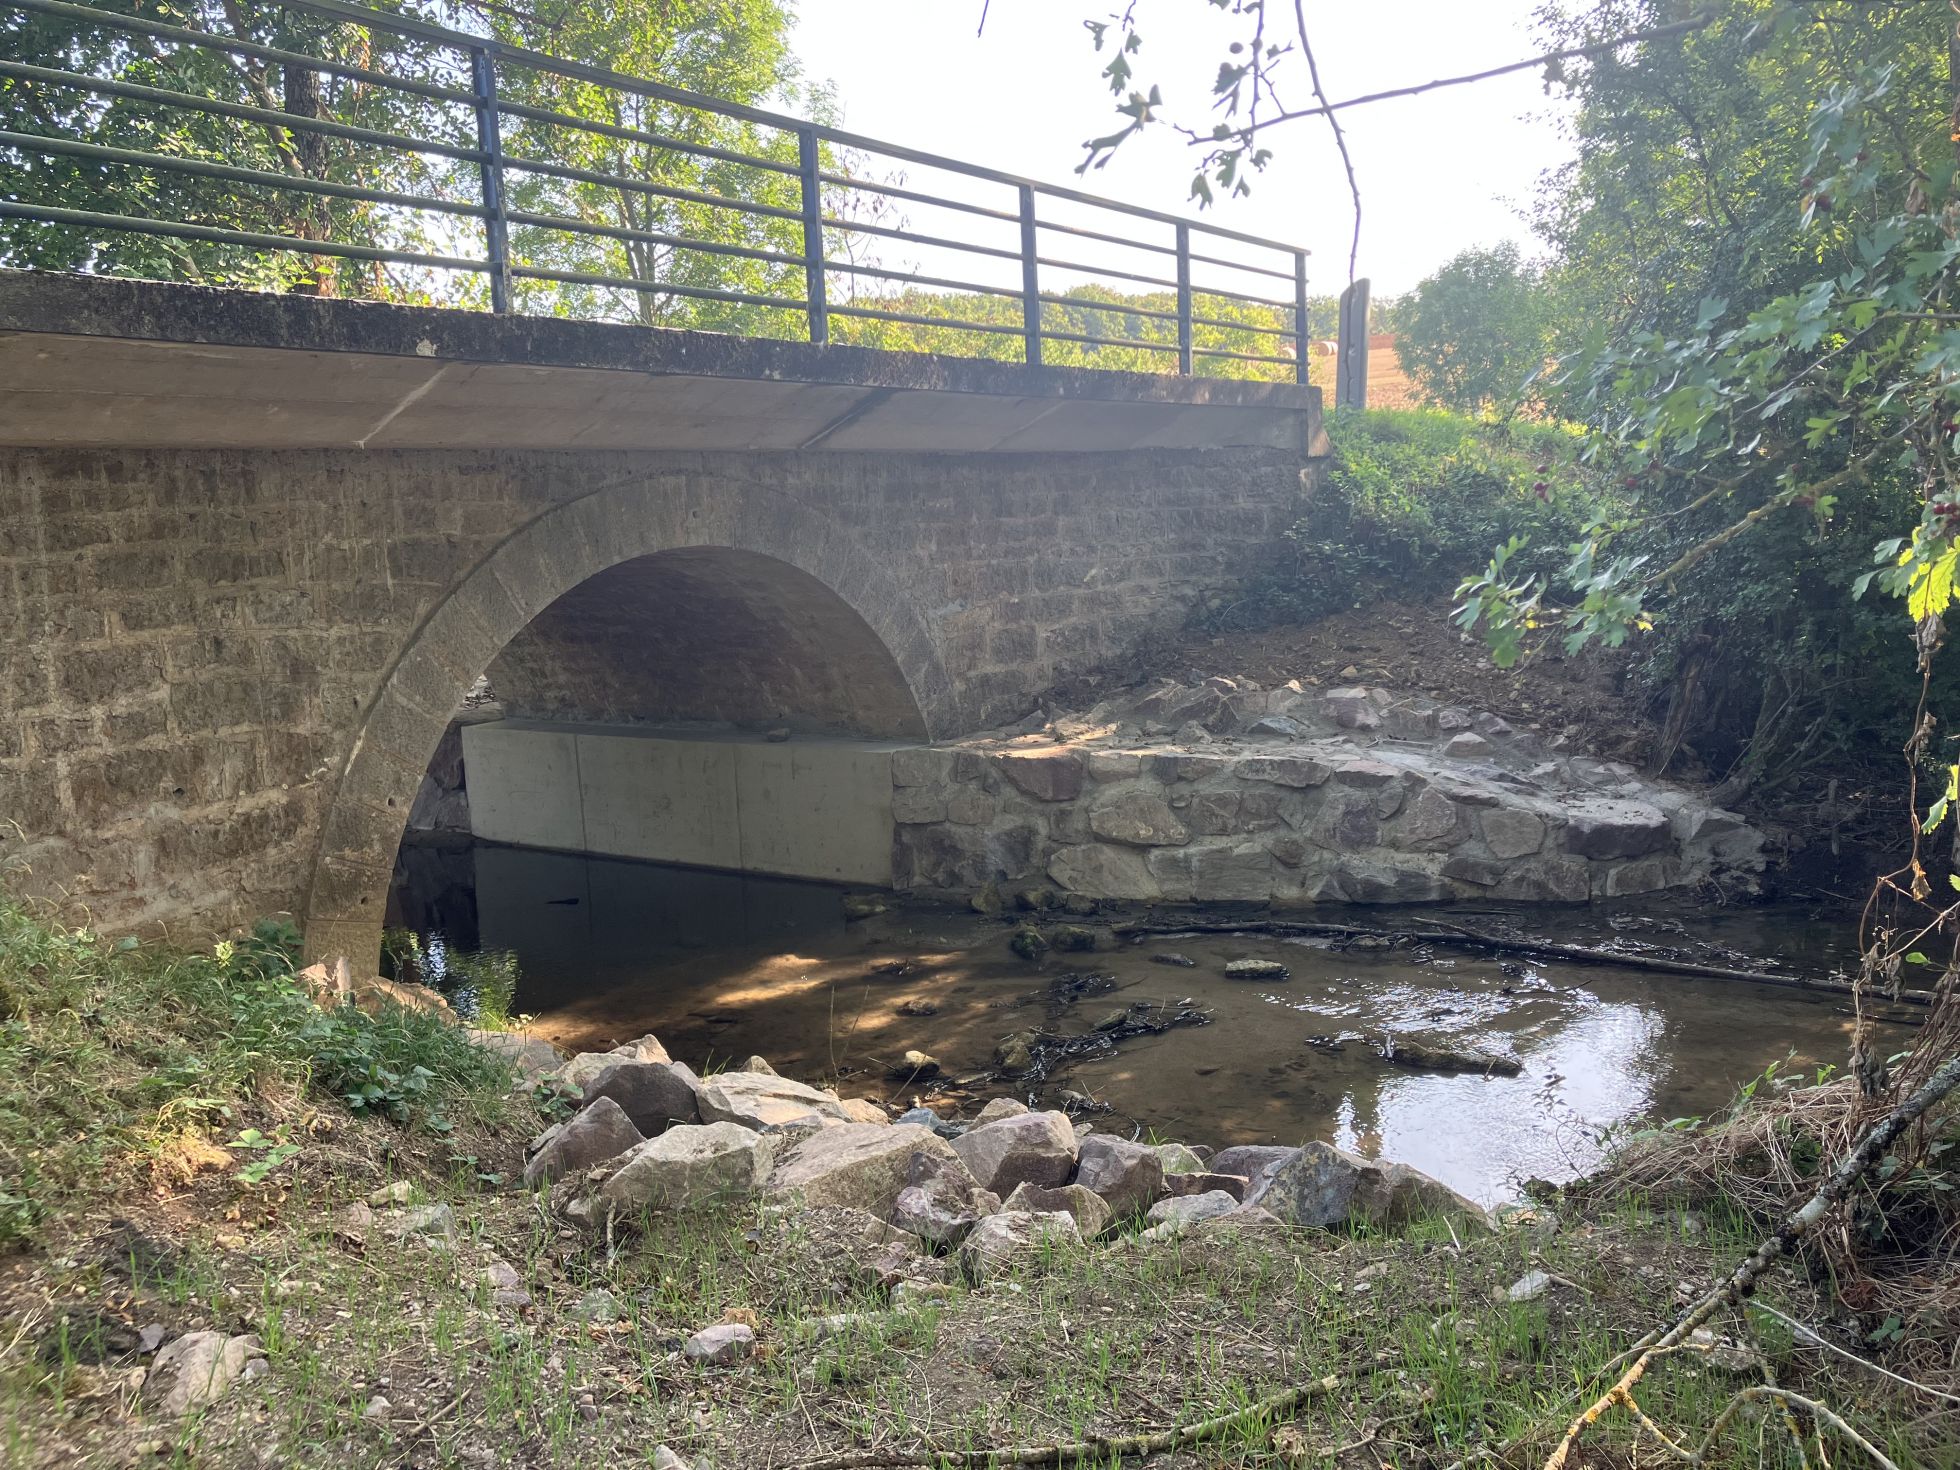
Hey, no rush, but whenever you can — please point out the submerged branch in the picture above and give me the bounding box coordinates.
[1110,919,1935,1006]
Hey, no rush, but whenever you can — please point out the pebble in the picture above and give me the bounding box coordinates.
[1150,953,1197,967]
[1505,1270,1552,1303]
[367,1181,415,1207]
[573,1287,621,1323]
[363,1394,392,1420]
[887,1049,940,1081]
[682,1322,754,1366]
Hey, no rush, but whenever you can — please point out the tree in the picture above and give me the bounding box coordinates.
[1453,1,1960,812]
[1392,243,1552,413]
[0,0,817,328]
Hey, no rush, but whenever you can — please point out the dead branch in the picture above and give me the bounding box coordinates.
[1747,1302,1960,1408]
[1542,1051,1960,1470]
[1111,919,1935,1006]
[782,1375,1339,1470]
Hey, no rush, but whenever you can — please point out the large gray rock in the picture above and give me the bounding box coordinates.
[1071,1134,1166,1219]
[950,1110,1077,1195]
[959,1210,1083,1282]
[995,749,1085,802]
[1561,798,1670,859]
[1247,1142,1491,1232]
[766,1124,962,1214]
[1143,1189,1240,1233]
[1322,687,1383,730]
[1392,788,1468,851]
[145,1331,260,1415]
[523,1096,646,1189]
[1147,841,1274,901]
[683,1323,754,1366]
[696,1070,853,1130]
[468,1029,563,1083]
[552,1033,671,1093]
[1089,790,1190,847]
[582,1060,702,1136]
[599,1122,775,1214]
[1002,1181,1113,1239]
[1047,843,1162,900]
[1209,1145,1298,1188]
[1238,754,1332,788]
[892,1151,1001,1246]
[1480,806,1547,859]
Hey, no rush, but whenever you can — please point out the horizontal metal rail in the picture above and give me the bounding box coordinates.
[0,59,484,162]
[817,170,1019,224]
[827,301,1028,337]
[509,262,804,315]
[827,258,1025,300]
[0,0,1313,382]
[495,99,801,179]
[0,130,487,218]
[0,198,486,272]
[8,0,477,104]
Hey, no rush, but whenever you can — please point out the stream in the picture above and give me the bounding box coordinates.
[390,840,1889,1207]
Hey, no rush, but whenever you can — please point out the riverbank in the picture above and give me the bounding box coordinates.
[1,901,1954,1469]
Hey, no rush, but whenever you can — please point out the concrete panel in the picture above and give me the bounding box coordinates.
[462,722,586,852]
[574,729,742,870]
[461,721,897,886]
[733,740,896,886]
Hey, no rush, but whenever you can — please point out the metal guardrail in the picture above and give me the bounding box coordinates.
[0,0,1313,380]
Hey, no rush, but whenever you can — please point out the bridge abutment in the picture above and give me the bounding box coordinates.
[2,442,1305,956]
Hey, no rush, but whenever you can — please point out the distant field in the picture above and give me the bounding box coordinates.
[1305,333,1423,409]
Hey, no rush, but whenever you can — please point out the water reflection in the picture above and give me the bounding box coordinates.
[391,841,1872,1206]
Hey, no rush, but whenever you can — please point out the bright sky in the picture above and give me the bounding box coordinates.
[791,0,1574,299]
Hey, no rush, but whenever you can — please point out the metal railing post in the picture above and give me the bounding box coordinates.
[1294,251,1310,386]
[469,47,511,313]
[798,127,828,345]
[1018,184,1041,367]
[1175,223,1193,375]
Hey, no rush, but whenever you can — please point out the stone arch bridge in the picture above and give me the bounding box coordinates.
[0,273,1320,963]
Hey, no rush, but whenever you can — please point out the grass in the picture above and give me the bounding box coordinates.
[10,1178,1949,1470]
[0,902,1954,1470]
[0,898,521,1250]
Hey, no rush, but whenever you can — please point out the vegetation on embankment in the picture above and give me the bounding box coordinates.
[1,902,1955,1469]
[1166,403,1921,864]
[0,899,524,1252]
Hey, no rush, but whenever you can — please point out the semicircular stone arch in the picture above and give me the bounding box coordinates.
[302,476,957,966]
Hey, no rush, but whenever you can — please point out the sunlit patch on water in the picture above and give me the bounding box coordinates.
[390,841,1877,1208]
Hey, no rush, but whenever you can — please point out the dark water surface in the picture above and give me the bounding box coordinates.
[391,841,1884,1206]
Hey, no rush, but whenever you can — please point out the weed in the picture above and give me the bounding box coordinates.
[0,897,517,1246]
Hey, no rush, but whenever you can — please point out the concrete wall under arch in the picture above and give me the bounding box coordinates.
[0,444,1305,962]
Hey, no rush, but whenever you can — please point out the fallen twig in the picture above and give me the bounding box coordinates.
[1747,1301,1960,1407]
[783,1375,1340,1470]
[1542,1052,1960,1470]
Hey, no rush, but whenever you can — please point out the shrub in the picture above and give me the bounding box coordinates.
[1195,407,1615,632]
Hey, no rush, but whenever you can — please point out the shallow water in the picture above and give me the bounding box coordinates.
[390,841,1890,1207]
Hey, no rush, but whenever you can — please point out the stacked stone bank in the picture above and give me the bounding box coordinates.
[890,676,1763,905]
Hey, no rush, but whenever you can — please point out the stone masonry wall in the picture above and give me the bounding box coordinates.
[0,445,1303,939]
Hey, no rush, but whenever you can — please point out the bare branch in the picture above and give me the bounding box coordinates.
[1292,0,1361,283]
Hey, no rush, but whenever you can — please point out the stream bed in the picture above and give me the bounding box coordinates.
[390,840,1890,1207]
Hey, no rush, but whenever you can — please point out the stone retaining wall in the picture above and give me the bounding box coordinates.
[889,677,1764,905]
